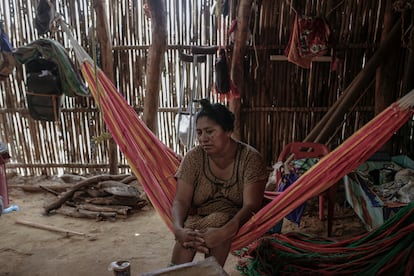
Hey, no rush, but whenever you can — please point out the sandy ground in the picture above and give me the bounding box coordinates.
[0,175,367,276]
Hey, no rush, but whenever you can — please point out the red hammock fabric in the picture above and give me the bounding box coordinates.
[81,58,414,251]
[82,61,179,231]
[60,15,414,250]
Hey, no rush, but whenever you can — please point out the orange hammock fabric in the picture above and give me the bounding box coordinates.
[81,56,414,251]
[61,20,414,251]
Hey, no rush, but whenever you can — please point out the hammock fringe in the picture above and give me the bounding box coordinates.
[397,88,414,109]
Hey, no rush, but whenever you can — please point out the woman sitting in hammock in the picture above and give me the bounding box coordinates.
[170,99,268,267]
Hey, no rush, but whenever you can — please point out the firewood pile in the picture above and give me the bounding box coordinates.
[43,174,149,220]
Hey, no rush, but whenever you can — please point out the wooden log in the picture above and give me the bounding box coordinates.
[44,175,128,214]
[56,206,117,220]
[98,180,139,197]
[84,187,109,198]
[78,203,131,216]
[60,173,87,183]
[39,185,60,196]
[84,195,148,208]
[8,184,74,193]
[56,207,96,219]
[77,208,118,219]
[120,174,137,184]
[15,219,86,236]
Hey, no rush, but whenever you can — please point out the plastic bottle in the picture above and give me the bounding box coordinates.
[2,204,20,214]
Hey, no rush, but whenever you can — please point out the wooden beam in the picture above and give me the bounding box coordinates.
[375,0,400,153]
[402,49,414,94]
[16,219,86,237]
[270,55,332,63]
[230,0,253,139]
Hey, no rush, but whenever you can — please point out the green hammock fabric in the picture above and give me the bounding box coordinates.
[236,202,414,275]
[13,38,89,97]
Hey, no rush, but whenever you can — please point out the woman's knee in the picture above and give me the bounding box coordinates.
[171,242,196,265]
[206,240,231,267]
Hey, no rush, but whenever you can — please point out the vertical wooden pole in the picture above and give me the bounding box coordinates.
[402,49,414,93]
[143,0,167,133]
[230,0,253,139]
[375,0,400,153]
[94,0,118,174]
[375,0,400,113]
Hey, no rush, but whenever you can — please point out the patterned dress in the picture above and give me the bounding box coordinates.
[175,141,268,230]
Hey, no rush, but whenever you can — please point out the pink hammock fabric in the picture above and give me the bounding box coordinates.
[62,21,414,250]
[81,58,414,250]
[81,62,179,231]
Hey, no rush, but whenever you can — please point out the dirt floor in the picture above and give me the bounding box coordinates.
[0,174,367,276]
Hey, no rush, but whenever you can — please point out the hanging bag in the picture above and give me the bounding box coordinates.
[214,48,231,94]
[25,57,63,121]
[297,15,331,59]
[285,15,331,68]
[34,0,56,35]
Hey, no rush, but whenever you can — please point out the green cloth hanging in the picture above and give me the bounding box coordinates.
[13,38,89,97]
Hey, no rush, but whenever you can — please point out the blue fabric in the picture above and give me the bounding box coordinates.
[356,173,383,207]
[278,172,307,226]
[0,29,13,52]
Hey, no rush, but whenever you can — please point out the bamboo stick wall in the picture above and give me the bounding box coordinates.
[0,0,413,175]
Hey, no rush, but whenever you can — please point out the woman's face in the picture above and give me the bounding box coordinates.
[196,116,231,155]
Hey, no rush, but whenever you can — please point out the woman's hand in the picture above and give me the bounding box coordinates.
[197,227,231,249]
[174,227,209,253]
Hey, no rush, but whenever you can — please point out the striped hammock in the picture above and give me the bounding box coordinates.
[60,21,414,251]
[236,201,414,275]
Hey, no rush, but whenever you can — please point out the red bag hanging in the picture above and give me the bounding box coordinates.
[285,15,331,68]
[297,15,331,59]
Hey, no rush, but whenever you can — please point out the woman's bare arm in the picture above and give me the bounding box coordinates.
[172,178,207,251]
[171,178,193,231]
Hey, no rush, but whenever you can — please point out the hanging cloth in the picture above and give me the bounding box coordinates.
[14,38,89,97]
[0,21,15,80]
[277,171,306,225]
[285,15,331,68]
[0,21,12,52]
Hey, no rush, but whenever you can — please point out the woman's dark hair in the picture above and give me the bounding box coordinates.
[196,99,235,131]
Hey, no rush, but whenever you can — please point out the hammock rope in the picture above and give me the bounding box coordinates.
[58,19,414,251]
